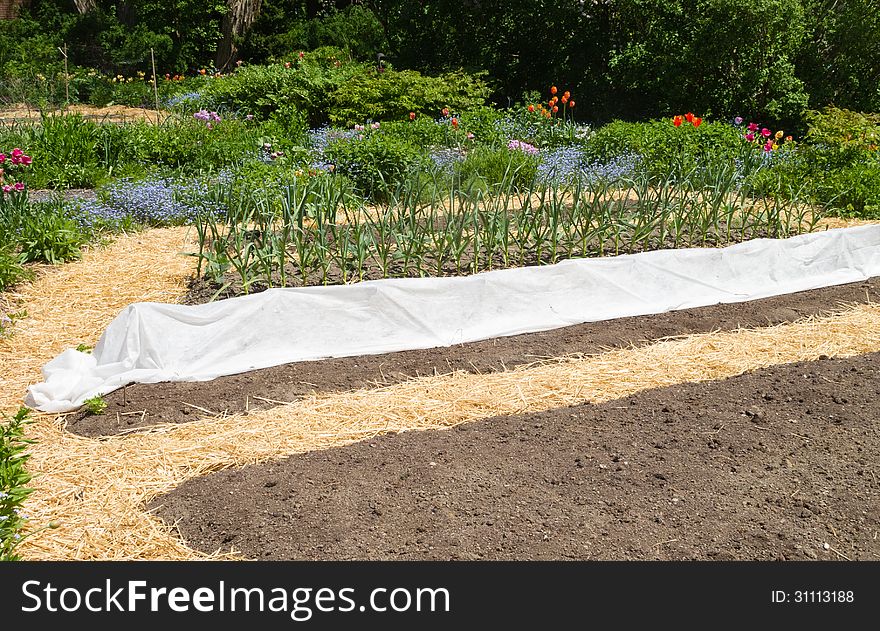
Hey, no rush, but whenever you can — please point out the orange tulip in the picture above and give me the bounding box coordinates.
[563,91,570,99]
[551,86,558,95]
[553,106,559,113]
[673,115,683,127]
[528,104,535,113]
[442,108,450,117]
[451,117,458,128]
[561,95,569,104]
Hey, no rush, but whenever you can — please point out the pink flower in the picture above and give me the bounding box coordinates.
[2,185,11,193]
[745,133,755,142]
[371,122,380,129]
[764,142,772,152]
[0,154,5,163]
[21,155,31,165]
[13,182,24,191]
[11,148,22,158]
[747,122,759,132]
[761,128,771,137]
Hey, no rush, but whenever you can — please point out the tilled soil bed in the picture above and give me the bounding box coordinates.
[67,278,880,436]
[151,352,880,561]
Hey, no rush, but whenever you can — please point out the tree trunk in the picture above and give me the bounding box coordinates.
[73,0,96,13]
[215,0,263,70]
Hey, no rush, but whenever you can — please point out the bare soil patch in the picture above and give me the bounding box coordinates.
[152,352,880,561]
[66,278,880,437]
[0,103,170,125]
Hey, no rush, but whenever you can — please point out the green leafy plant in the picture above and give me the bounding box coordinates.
[83,396,108,416]
[1,406,34,561]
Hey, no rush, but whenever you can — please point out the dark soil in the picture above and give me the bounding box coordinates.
[66,278,880,437]
[151,352,880,561]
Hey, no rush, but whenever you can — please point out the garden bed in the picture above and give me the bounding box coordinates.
[151,351,880,561]
[0,104,170,125]
[65,277,880,436]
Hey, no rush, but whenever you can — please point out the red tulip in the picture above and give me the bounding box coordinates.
[409,112,416,120]
[451,117,458,128]
[552,106,559,113]
[692,116,702,127]
[569,100,575,108]
[673,115,683,127]
[527,104,535,113]
[685,112,694,123]
[442,108,450,117]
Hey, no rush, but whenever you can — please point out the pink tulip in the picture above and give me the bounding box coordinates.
[2,185,10,193]
[0,154,5,163]
[13,182,24,191]
[745,133,755,142]
[747,122,759,132]
[761,128,771,137]
[21,156,31,165]
[11,148,22,157]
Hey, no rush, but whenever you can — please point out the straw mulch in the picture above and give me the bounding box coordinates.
[17,302,880,560]
[0,219,877,560]
[0,226,197,415]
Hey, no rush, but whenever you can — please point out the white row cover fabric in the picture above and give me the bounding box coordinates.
[26,225,880,413]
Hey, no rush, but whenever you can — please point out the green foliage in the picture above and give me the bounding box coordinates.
[798,1,880,113]
[458,145,538,191]
[0,245,30,292]
[797,108,880,214]
[17,201,86,265]
[1,407,34,561]
[244,3,388,62]
[83,396,108,415]
[328,68,490,127]
[325,131,428,200]
[608,0,808,125]
[200,48,353,126]
[585,119,745,176]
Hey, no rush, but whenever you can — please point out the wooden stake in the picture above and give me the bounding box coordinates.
[58,44,70,107]
[151,48,160,123]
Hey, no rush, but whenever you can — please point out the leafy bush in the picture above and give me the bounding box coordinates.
[1,407,34,562]
[584,118,745,176]
[325,131,428,200]
[458,144,539,191]
[797,107,880,214]
[328,68,490,127]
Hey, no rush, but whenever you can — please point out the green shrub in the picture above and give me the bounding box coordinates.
[458,144,539,191]
[584,119,745,176]
[325,131,428,200]
[797,107,880,214]
[328,68,490,127]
